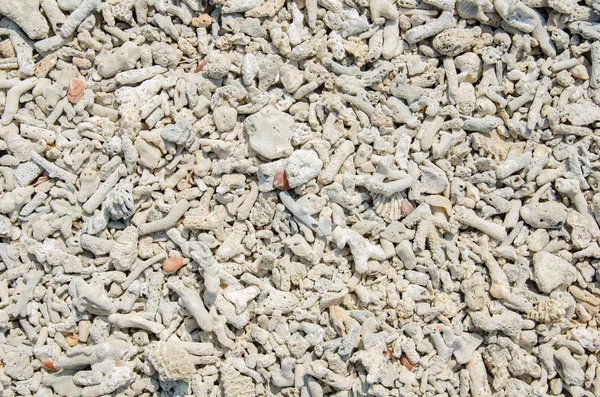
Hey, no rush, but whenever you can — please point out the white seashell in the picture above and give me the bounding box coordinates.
[422,195,452,216]
[372,192,413,222]
[106,177,134,220]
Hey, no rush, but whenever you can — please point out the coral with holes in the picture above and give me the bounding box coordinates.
[147,341,195,382]
[220,362,256,397]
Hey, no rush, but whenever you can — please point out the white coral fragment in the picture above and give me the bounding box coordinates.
[147,341,195,382]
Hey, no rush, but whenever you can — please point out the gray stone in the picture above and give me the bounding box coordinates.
[161,120,192,145]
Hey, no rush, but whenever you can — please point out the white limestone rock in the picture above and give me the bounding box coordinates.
[284,149,323,188]
[245,105,294,160]
[532,252,577,294]
[213,106,238,132]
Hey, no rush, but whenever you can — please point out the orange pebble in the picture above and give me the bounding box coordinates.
[162,257,185,273]
[41,360,58,371]
[401,199,416,217]
[67,79,85,104]
[400,354,413,371]
[194,59,208,73]
[273,171,291,190]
